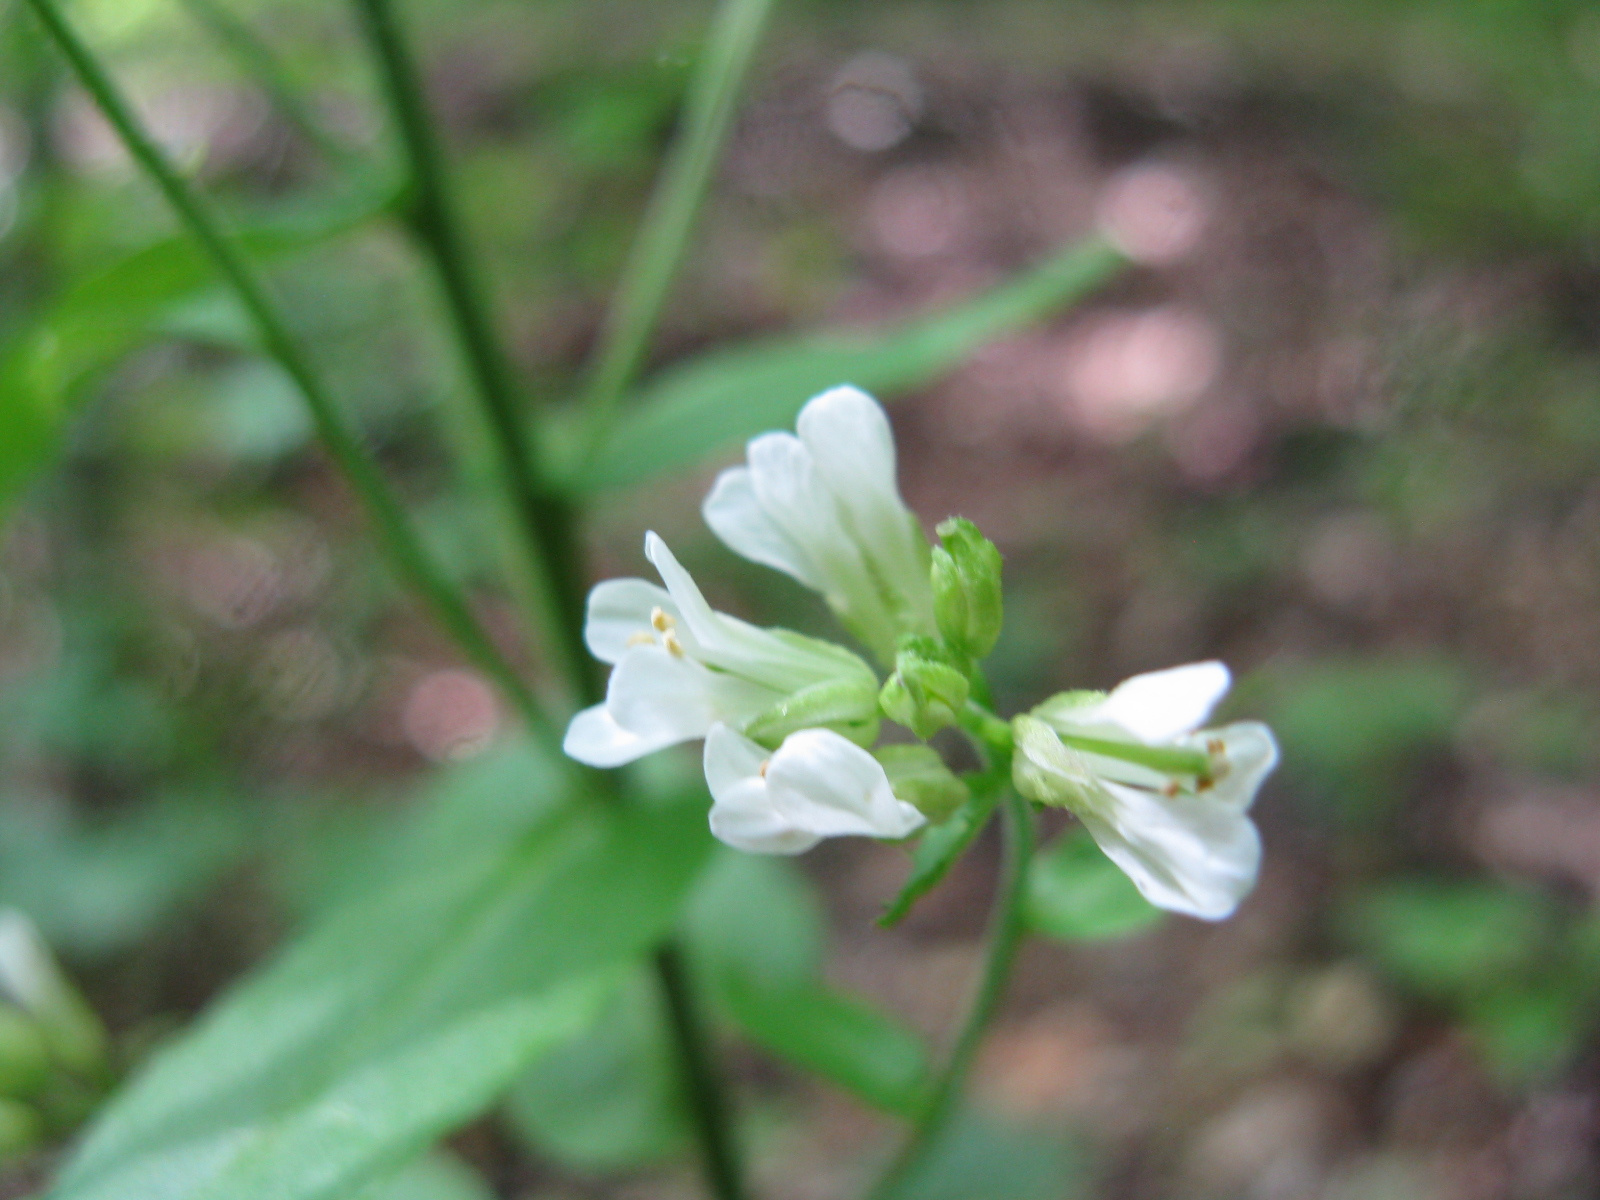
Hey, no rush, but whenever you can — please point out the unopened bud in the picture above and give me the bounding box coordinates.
[0,1007,48,1100]
[931,518,1003,661]
[875,745,970,822]
[880,637,970,739]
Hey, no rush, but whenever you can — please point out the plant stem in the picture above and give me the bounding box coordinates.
[654,942,748,1200]
[20,0,555,747]
[350,0,597,705]
[865,790,1036,1200]
[578,0,776,455]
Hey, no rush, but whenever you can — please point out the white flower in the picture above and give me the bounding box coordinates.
[702,385,934,663]
[1012,662,1277,920]
[563,532,879,768]
[702,723,925,854]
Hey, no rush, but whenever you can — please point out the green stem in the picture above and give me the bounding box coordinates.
[350,0,597,706]
[20,0,555,747]
[176,0,351,166]
[866,790,1035,1200]
[654,942,748,1200]
[578,0,776,454]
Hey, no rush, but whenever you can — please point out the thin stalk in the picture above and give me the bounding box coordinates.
[578,0,776,453]
[654,942,747,1200]
[176,0,351,166]
[21,0,555,747]
[865,790,1036,1200]
[349,0,596,705]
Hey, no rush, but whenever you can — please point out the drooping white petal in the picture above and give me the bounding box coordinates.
[703,724,822,854]
[1077,781,1261,920]
[583,578,677,663]
[606,645,778,749]
[563,704,684,767]
[765,728,925,840]
[702,467,826,592]
[1097,660,1232,744]
[1181,720,1279,811]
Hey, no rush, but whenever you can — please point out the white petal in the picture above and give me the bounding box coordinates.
[703,724,821,854]
[1186,721,1278,810]
[795,386,932,629]
[1100,661,1232,744]
[795,386,899,508]
[583,578,676,664]
[642,532,724,658]
[1078,782,1261,920]
[702,467,826,592]
[765,729,925,840]
[607,645,778,747]
[563,704,681,767]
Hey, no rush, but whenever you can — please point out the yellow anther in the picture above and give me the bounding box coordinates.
[662,630,686,657]
[626,631,654,647]
[758,759,770,778]
[1161,781,1181,798]
[650,606,674,633]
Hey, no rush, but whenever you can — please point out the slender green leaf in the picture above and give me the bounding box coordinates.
[718,975,927,1116]
[682,851,928,1113]
[504,968,687,1171]
[58,984,607,1200]
[879,788,1000,928]
[353,1153,493,1200]
[578,239,1123,493]
[1024,830,1162,943]
[0,174,400,511]
[48,743,716,1200]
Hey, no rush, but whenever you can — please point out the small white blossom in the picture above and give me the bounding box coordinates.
[564,532,878,768]
[702,385,934,663]
[1013,662,1277,920]
[703,723,925,854]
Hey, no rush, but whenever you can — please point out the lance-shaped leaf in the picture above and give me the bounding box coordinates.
[0,172,400,514]
[45,743,715,1200]
[577,238,1123,493]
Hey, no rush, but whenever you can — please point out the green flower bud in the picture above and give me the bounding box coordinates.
[0,1006,48,1100]
[931,518,1004,661]
[742,675,882,749]
[0,1096,41,1162]
[879,637,970,739]
[875,744,971,822]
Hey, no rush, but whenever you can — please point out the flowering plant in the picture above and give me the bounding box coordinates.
[571,387,1278,924]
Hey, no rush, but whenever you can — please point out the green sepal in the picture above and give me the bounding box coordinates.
[742,677,882,749]
[930,517,1004,661]
[874,745,971,822]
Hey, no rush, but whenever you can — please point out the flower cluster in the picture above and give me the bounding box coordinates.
[565,386,1278,920]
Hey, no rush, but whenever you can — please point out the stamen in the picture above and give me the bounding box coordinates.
[650,606,674,633]
[625,631,654,647]
[662,630,686,657]
[1161,781,1180,798]
[758,759,770,778]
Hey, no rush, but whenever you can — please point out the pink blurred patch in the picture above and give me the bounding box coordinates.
[1058,307,1221,441]
[402,668,500,762]
[1098,161,1210,266]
